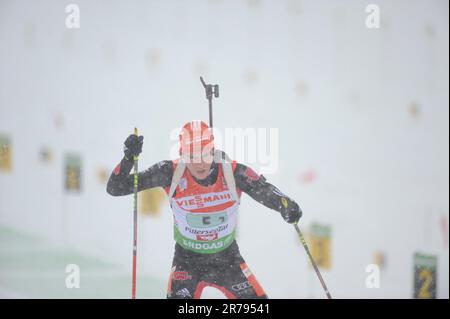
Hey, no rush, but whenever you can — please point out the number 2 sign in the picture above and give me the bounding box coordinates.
[413,252,437,299]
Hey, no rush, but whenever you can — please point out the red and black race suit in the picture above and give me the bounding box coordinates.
[107,152,298,299]
[167,241,267,299]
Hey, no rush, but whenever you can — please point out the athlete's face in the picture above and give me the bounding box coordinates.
[184,149,214,180]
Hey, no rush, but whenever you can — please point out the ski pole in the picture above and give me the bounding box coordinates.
[294,223,332,299]
[200,76,219,128]
[132,127,139,299]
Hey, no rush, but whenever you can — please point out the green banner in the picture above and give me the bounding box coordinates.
[0,134,12,172]
[413,252,437,299]
[310,223,331,238]
[64,153,82,192]
[310,223,332,270]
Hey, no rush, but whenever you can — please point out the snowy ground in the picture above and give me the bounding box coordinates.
[0,225,165,299]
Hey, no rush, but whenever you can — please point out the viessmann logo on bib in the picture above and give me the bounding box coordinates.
[176,191,232,209]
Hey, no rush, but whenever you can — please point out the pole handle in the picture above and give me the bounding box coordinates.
[133,127,139,161]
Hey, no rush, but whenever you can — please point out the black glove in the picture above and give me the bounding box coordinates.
[280,198,302,224]
[124,134,144,160]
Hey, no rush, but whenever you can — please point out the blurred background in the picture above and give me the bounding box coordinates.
[0,0,448,299]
